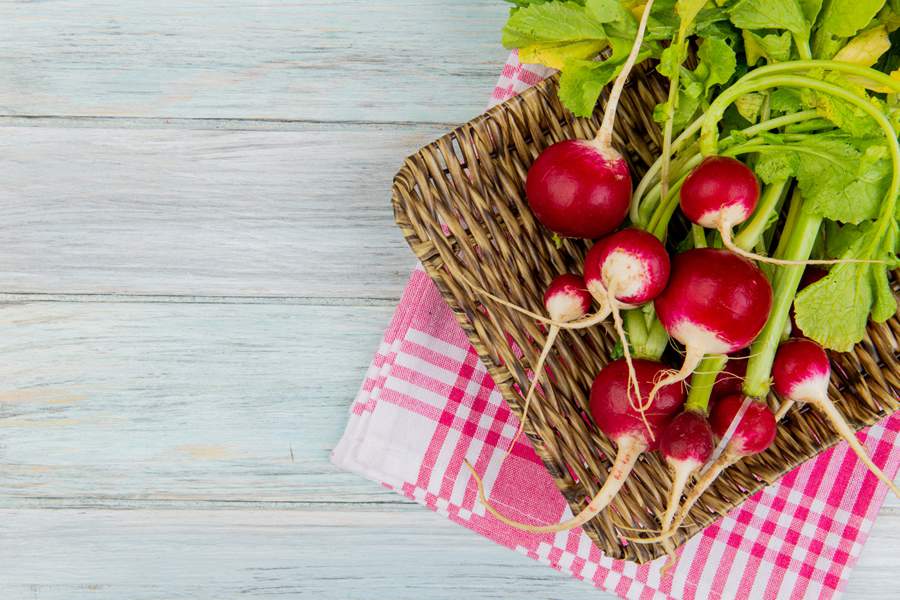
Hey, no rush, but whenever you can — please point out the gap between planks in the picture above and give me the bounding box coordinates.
[0,115,461,132]
[0,292,401,307]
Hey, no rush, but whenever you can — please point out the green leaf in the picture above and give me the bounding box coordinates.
[676,0,710,35]
[755,148,801,183]
[798,0,824,23]
[794,220,897,350]
[735,92,766,122]
[823,221,866,257]
[558,58,621,116]
[658,43,688,78]
[519,40,608,68]
[743,30,793,65]
[794,261,874,350]
[585,0,632,25]
[728,0,807,35]
[795,137,891,223]
[502,1,607,48]
[819,0,887,38]
[798,76,883,137]
[696,36,737,92]
[770,88,803,113]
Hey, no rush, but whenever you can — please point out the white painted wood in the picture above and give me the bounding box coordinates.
[0,125,425,299]
[0,506,897,599]
[0,301,401,503]
[0,0,508,123]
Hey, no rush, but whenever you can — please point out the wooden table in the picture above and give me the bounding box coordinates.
[1,2,897,598]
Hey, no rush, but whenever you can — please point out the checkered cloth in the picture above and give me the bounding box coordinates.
[332,50,900,600]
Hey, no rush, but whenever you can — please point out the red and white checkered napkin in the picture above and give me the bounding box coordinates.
[332,51,900,600]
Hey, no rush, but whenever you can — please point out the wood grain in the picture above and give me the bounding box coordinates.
[0,125,426,299]
[0,0,508,123]
[0,506,897,600]
[0,301,402,503]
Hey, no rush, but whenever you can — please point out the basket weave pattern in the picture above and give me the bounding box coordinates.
[391,67,900,563]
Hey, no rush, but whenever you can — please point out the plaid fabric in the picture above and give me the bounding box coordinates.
[332,50,900,600]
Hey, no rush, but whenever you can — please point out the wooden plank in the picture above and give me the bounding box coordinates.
[0,300,402,503]
[0,0,508,123]
[1,506,897,599]
[0,124,426,299]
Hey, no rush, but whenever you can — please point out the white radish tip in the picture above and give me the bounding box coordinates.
[596,250,650,303]
[545,292,590,323]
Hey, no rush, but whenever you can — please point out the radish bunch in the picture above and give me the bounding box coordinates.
[463,0,900,549]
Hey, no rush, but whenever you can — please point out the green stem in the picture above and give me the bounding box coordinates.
[691,224,707,248]
[733,179,789,251]
[741,60,900,93]
[743,198,823,398]
[685,355,728,414]
[792,33,813,61]
[648,172,690,240]
[643,317,669,361]
[625,309,649,357]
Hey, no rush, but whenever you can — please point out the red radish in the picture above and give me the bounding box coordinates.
[657,410,714,544]
[583,228,671,306]
[465,358,684,532]
[507,274,593,452]
[680,156,759,238]
[631,393,777,543]
[524,0,656,239]
[650,249,772,401]
[583,228,671,436]
[526,141,631,239]
[772,338,900,497]
[711,356,748,402]
[681,157,878,267]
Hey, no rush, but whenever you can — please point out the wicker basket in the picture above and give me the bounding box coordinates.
[390,64,900,563]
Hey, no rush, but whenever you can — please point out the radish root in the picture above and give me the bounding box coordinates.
[808,396,900,498]
[648,345,704,405]
[720,225,886,266]
[465,436,647,532]
[605,281,651,441]
[774,399,794,421]
[627,452,737,544]
[506,325,559,455]
[594,0,655,148]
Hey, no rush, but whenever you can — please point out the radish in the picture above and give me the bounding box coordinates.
[772,338,900,497]
[524,0,655,239]
[630,393,777,543]
[680,157,879,267]
[650,248,772,401]
[583,228,671,436]
[657,410,714,552]
[711,355,748,402]
[507,273,593,452]
[465,357,684,532]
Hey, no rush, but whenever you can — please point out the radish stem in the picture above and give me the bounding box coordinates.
[743,198,821,397]
[684,355,728,414]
